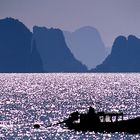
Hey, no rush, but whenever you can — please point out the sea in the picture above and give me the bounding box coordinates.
[0,73,139,140]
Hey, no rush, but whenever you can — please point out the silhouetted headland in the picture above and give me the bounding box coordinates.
[33,26,88,72]
[0,18,43,73]
[92,35,140,72]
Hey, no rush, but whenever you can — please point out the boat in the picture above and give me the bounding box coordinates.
[63,107,140,134]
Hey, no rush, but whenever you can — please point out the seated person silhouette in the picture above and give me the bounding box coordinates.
[65,111,79,127]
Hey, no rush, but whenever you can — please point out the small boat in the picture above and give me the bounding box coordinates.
[63,107,140,134]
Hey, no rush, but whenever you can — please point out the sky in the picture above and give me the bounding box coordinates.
[0,0,140,47]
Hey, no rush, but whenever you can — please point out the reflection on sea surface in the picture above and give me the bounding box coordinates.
[0,73,139,139]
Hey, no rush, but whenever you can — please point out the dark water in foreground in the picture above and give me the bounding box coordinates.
[0,73,139,140]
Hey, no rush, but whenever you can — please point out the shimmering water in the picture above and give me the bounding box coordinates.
[0,73,140,140]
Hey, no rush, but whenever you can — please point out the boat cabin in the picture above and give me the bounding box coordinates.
[65,107,124,129]
[97,112,123,122]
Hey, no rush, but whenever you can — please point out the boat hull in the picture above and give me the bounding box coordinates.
[65,117,140,134]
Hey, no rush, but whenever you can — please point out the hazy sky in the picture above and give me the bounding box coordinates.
[0,0,140,47]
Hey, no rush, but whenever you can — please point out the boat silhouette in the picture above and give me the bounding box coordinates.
[63,107,140,134]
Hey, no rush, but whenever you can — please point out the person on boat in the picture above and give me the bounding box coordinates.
[79,107,100,130]
[88,106,96,115]
[87,106,100,125]
[70,111,79,119]
[65,111,79,127]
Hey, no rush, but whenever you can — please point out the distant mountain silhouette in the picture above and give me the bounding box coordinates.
[0,18,43,72]
[93,35,140,72]
[105,47,111,56]
[63,26,107,69]
[33,26,87,72]
[30,39,43,72]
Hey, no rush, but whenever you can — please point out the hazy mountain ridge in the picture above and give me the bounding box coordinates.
[1,17,140,73]
[63,26,107,69]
